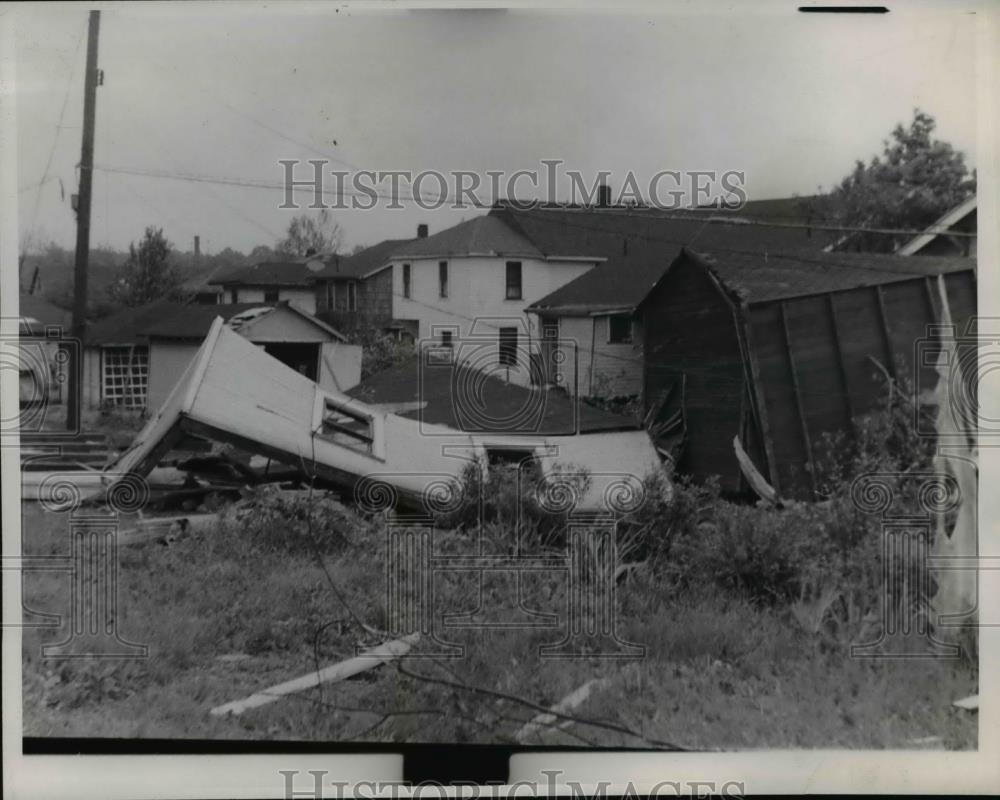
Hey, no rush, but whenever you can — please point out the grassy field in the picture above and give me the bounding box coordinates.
[20,485,977,750]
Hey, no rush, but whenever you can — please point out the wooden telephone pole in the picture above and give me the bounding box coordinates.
[66,10,101,431]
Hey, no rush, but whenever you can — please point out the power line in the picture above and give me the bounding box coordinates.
[92,163,977,242]
[26,20,86,243]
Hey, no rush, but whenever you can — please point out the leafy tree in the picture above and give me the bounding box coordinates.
[108,226,180,306]
[812,109,975,252]
[276,209,342,259]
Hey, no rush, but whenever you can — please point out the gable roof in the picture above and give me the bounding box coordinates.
[691,248,976,305]
[392,215,543,260]
[347,357,640,434]
[896,195,977,256]
[209,259,325,287]
[142,300,346,341]
[314,239,414,280]
[530,239,975,314]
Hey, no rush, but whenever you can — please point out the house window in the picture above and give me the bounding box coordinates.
[101,346,149,408]
[608,314,633,344]
[230,289,238,304]
[441,330,453,348]
[264,289,279,304]
[439,261,448,298]
[402,263,411,298]
[348,281,358,312]
[505,261,522,300]
[498,327,518,366]
[318,397,374,455]
[325,281,336,311]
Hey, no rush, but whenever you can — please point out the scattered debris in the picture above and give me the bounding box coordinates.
[953,695,978,711]
[733,435,779,506]
[118,513,217,547]
[209,633,420,717]
[215,653,252,664]
[514,677,609,742]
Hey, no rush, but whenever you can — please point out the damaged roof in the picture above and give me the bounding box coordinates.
[693,248,976,305]
[142,301,346,341]
[347,357,641,435]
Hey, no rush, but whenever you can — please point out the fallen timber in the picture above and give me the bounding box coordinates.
[39,318,663,513]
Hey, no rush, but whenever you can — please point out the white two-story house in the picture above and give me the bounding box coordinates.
[313,214,603,383]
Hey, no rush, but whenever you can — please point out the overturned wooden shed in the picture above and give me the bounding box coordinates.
[643,247,977,498]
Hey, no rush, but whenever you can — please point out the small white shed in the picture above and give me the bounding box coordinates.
[143,302,361,413]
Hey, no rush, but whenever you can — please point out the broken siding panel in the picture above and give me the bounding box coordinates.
[943,270,977,332]
[643,256,744,492]
[747,302,811,497]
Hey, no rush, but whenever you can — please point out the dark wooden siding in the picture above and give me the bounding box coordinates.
[316,268,396,333]
[747,271,977,499]
[642,255,745,493]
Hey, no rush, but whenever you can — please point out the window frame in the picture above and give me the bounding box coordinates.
[347,281,358,312]
[100,345,149,408]
[498,326,518,366]
[325,281,336,311]
[439,260,448,298]
[607,313,633,344]
[402,263,411,299]
[505,261,522,300]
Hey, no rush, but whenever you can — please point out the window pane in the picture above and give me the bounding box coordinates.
[439,261,448,298]
[505,262,522,299]
[498,327,518,365]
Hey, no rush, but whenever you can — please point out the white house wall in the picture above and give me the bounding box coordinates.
[544,315,644,399]
[389,256,594,349]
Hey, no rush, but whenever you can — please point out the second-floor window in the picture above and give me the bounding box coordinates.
[264,289,279,304]
[402,263,411,298]
[439,261,448,298]
[348,281,358,312]
[505,261,522,300]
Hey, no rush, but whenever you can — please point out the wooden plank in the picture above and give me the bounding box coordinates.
[826,293,855,422]
[732,435,778,505]
[210,633,420,717]
[779,301,817,497]
[923,276,939,322]
[874,285,897,379]
[514,678,609,742]
[741,306,781,495]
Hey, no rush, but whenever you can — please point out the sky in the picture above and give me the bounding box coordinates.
[13,1,980,257]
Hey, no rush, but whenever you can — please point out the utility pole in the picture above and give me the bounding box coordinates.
[66,10,101,432]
